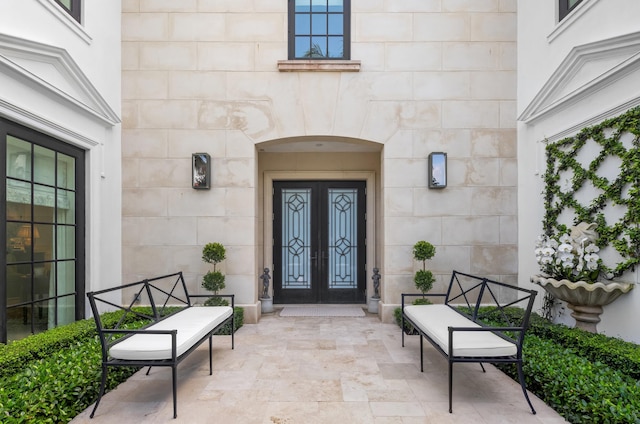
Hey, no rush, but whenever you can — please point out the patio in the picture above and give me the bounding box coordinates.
[71,309,567,424]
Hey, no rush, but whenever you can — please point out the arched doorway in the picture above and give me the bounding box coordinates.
[257,137,382,305]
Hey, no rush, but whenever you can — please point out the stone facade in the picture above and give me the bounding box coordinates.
[122,0,518,323]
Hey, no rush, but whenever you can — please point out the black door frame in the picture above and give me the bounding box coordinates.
[1,118,86,343]
[273,180,366,304]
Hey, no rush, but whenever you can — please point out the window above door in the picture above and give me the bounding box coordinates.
[289,0,350,60]
[280,0,360,72]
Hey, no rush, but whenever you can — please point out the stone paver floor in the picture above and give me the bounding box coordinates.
[71,310,567,424]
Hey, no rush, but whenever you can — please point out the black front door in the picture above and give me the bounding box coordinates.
[273,181,366,304]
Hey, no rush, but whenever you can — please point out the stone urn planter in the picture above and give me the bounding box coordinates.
[530,274,634,333]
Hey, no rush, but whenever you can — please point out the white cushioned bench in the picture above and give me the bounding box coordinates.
[86,271,234,419]
[109,306,233,361]
[404,304,517,358]
[401,270,537,415]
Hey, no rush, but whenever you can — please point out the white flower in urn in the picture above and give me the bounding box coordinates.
[535,222,606,283]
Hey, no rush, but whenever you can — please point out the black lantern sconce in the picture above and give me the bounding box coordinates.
[428,152,447,189]
[192,153,211,189]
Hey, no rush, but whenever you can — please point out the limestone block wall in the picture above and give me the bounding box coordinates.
[121,0,518,323]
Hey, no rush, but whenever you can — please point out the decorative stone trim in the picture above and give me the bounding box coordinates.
[277,60,361,72]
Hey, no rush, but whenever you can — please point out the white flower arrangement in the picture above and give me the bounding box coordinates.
[535,223,604,283]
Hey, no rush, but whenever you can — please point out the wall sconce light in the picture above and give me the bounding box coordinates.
[428,152,447,189]
[192,153,211,189]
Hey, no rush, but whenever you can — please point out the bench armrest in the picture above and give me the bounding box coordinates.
[401,293,446,308]
[102,328,178,336]
[188,294,235,308]
[447,326,525,334]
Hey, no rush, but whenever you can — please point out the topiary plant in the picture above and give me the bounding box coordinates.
[413,240,436,298]
[201,242,227,306]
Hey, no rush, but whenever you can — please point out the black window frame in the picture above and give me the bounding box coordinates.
[54,0,81,23]
[1,117,86,344]
[559,0,583,21]
[288,0,351,60]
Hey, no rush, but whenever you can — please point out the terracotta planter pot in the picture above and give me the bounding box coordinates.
[530,274,634,333]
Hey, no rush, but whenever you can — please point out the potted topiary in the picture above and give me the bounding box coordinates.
[395,240,437,333]
[413,240,436,304]
[201,242,227,306]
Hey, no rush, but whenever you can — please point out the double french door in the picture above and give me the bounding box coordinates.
[273,181,366,304]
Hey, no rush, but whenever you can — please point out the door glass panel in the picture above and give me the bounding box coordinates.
[33,224,53,256]
[57,153,75,190]
[6,264,29,306]
[7,221,30,258]
[56,226,76,260]
[328,189,357,289]
[6,136,31,180]
[282,189,311,289]
[34,145,55,186]
[57,260,75,297]
[34,187,56,222]
[57,189,75,224]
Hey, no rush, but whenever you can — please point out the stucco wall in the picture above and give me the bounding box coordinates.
[0,1,122,318]
[122,0,519,323]
[517,0,640,343]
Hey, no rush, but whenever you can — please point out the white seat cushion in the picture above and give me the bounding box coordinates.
[403,304,516,357]
[109,306,233,361]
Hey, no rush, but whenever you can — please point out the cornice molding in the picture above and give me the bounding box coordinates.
[0,98,99,147]
[0,33,120,127]
[519,31,640,125]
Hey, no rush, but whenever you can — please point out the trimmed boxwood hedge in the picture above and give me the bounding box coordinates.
[475,307,640,424]
[0,306,244,423]
[500,335,640,423]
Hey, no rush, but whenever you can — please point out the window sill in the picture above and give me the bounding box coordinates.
[277,60,361,72]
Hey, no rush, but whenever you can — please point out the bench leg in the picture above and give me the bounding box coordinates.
[419,335,424,372]
[209,335,213,375]
[231,315,235,349]
[517,361,536,414]
[90,363,108,418]
[448,360,453,413]
[172,365,178,419]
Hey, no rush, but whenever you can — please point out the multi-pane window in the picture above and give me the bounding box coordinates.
[2,119,85,343]
[559,0,583,21]
[289,0,350,60]
[54,0,81,23]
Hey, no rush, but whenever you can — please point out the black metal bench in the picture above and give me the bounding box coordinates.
[401,270,538,414]
[86,271,234,419]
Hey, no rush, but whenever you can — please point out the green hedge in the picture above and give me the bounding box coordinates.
[0,322,144,423]
[530,319,640,380]
[478,307,640,379]
[0,311,134,380]
[0,306,244,423]
[499,336,640,424]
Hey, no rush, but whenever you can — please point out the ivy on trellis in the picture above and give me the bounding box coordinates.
[542,106,640,279]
